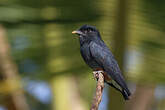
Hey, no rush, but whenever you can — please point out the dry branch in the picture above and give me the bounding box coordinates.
[90,71,104,110]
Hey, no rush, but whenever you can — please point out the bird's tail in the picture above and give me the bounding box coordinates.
[105,81,131,100]
[122,89,131,100]
[113,73,132,100]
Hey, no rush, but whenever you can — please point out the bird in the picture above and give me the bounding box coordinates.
[72,25,131,100]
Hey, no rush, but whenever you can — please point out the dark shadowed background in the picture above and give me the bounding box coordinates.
[0,0,165,110]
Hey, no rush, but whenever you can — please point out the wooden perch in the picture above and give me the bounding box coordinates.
[90,71,104,110]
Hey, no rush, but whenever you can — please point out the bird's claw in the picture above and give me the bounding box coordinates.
[93,70,104,80]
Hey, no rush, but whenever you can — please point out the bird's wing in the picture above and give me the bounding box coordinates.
[89,41,131,96]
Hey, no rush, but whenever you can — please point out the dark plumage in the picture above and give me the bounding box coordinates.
[72,25,131,100]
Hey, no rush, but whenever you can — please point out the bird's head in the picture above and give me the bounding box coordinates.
[72,25,101,40]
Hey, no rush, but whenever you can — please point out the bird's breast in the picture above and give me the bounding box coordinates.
[80,43,100,69]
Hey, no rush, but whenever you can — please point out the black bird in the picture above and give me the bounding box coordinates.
[72,25,131,100]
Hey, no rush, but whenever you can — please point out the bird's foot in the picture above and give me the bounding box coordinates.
[93,70,104,81]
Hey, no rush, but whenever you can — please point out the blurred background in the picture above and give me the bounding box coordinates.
[0,0,165,110]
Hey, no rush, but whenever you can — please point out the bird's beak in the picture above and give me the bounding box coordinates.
[72,30,83,35]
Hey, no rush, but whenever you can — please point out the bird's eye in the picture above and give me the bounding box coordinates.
[84,30,88,33]
[83,28,93,33]
[87,28,92,33]
[89,29,92,32]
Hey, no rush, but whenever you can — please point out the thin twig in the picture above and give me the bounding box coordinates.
[90,71,104,110]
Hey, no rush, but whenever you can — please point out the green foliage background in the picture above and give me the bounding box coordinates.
[0,0,165,109]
